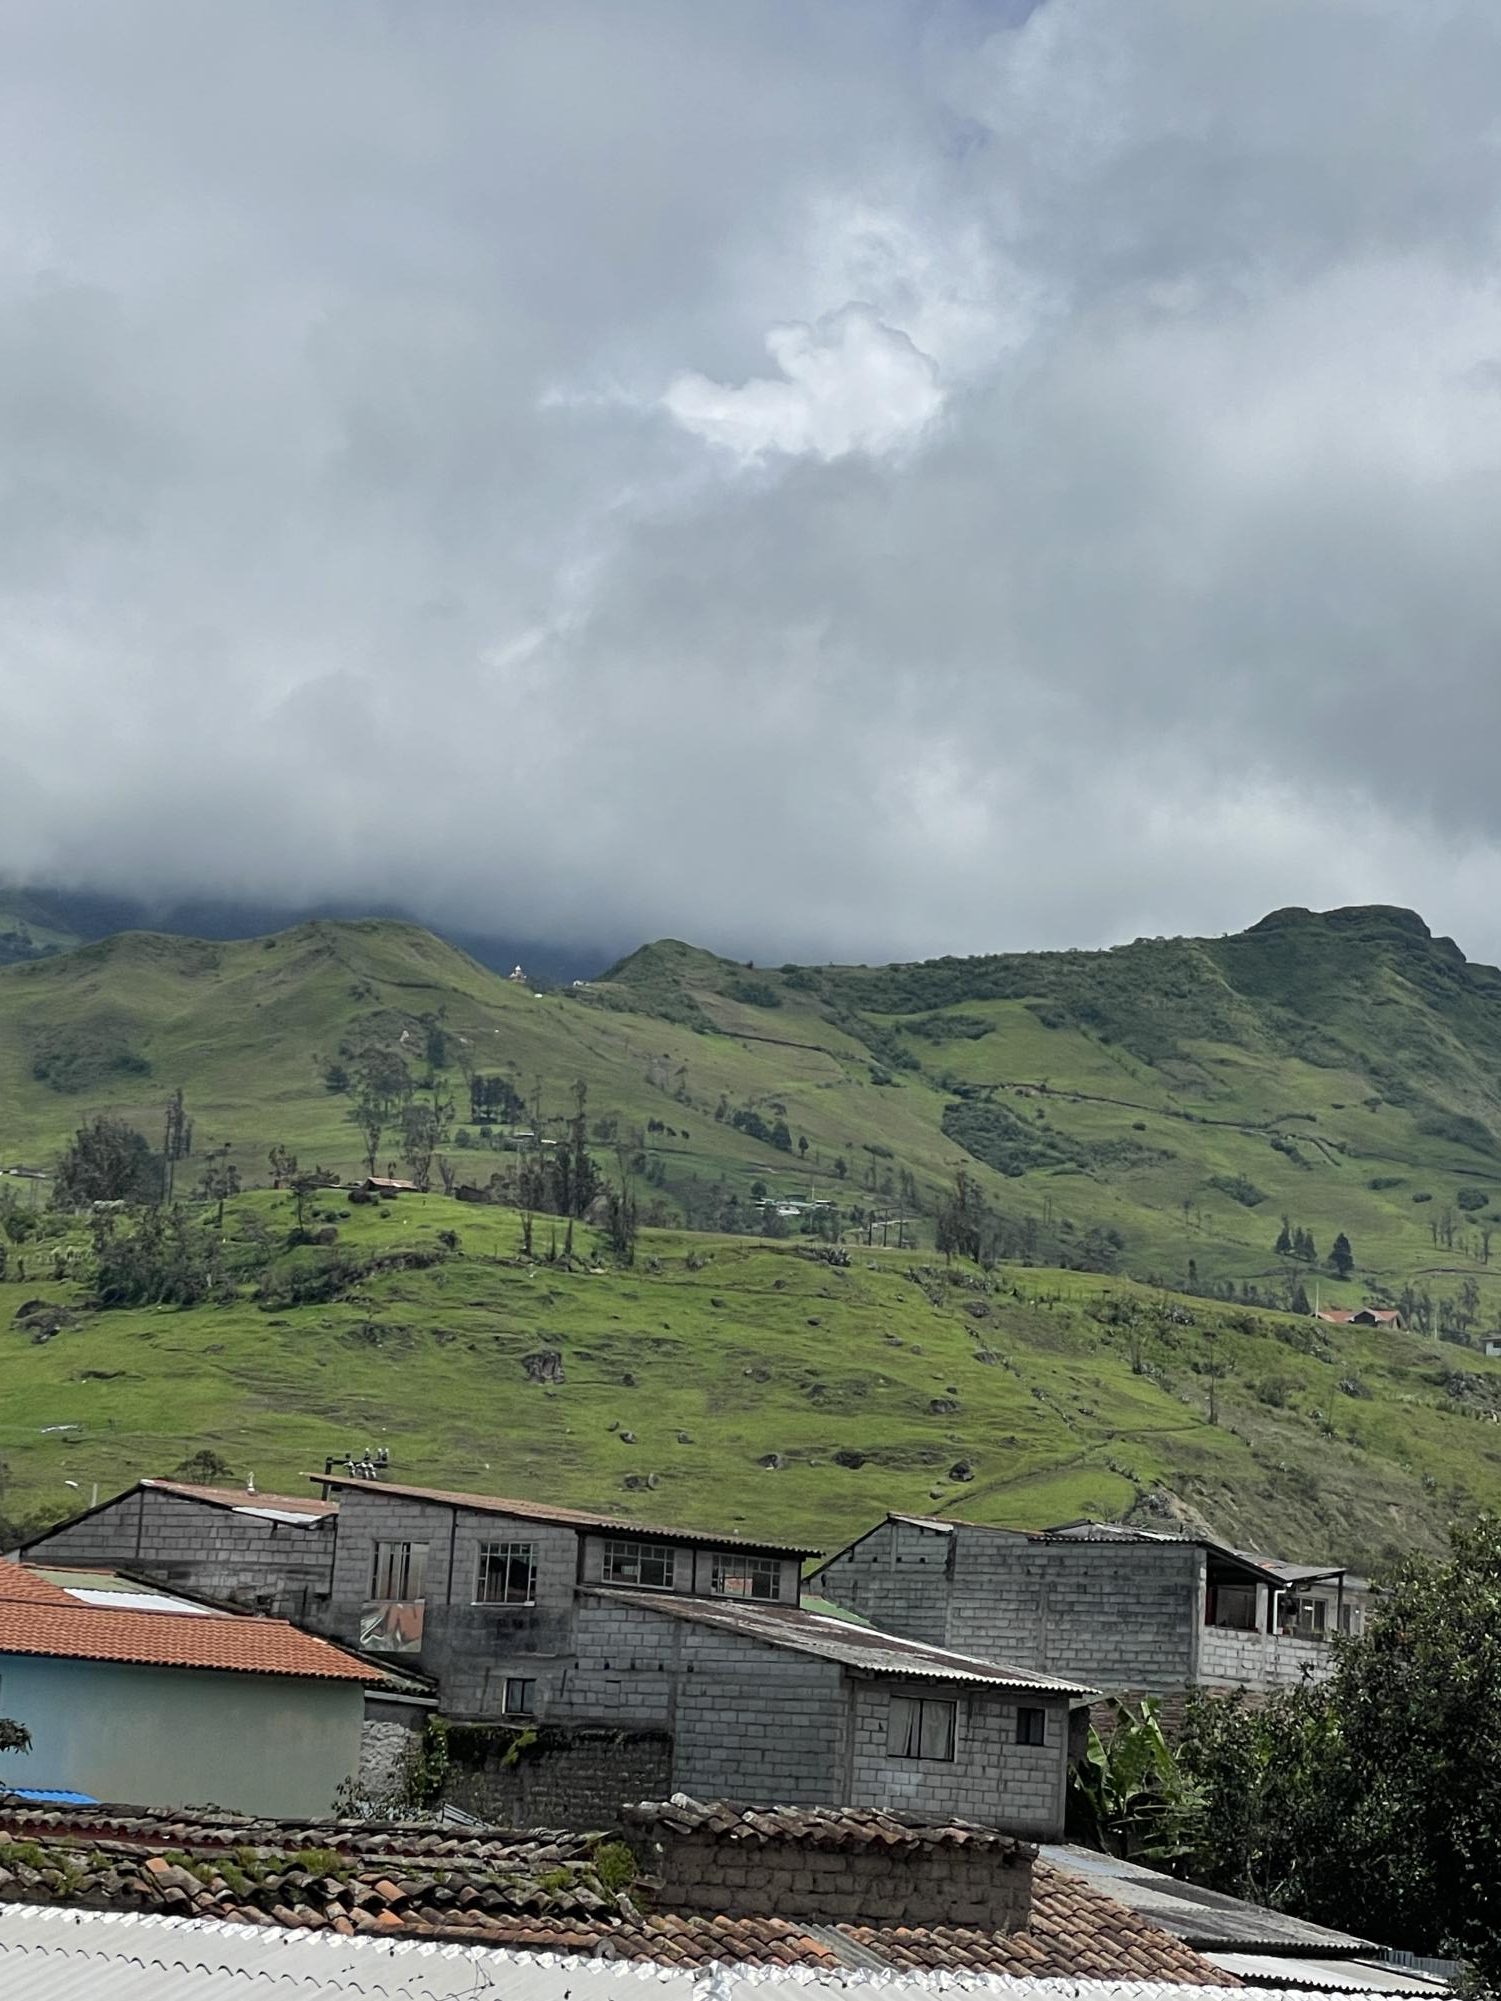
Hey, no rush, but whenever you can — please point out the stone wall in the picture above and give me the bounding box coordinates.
[357,1699,428,1799]
[640,1825,1033,1929]
[440,1722,673,1829]
[18,1488,336,1620]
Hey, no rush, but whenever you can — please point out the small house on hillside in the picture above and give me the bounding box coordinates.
[0,1559,378,1814]
[358,1176,420,1196]
[1315,1307,1404,1328]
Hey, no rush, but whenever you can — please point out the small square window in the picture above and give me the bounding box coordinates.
[503,1676,537,1716]
[1016,1706,1047,1746]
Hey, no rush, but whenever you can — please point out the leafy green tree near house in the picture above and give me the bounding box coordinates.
[54,1115,162,1207]
[1330,1231,1355,1280]
[1177,1518,1501,1985]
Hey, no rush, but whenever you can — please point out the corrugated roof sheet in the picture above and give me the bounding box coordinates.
[0,1903,1264,1998]
[143,1479,336,1520]
[318,1475,821,1555]
[1041,1846,1374,1954]
[1203,1954,1449,1993]
[583,1587,1094,1694]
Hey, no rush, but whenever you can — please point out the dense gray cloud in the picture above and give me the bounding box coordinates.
[5,0,1501,963]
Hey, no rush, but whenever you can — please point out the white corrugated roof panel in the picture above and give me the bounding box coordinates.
[0,1904,1374,2001]
[1203,1954,1450,1994]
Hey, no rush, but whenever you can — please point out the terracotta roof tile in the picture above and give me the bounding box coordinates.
[624,1797,1030,1855]
[0,1807,1236,1984]
[0,1595,381,1682]
[0,1563,77,1607]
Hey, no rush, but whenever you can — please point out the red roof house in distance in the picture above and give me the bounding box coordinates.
[0,1558,379,1817]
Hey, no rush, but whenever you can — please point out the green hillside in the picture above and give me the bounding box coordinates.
[7,901,1501,1565]
[4,1190,1501,1571]
[6,904,1501,1327]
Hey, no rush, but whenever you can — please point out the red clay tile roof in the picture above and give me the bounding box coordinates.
[0,1806,1236,1983]
[0,1565,78,1607]
[317,1474,820,1554]
[623,1798,1030,1855]
[843,1863,1239,1983]
[0,1591,380,1682]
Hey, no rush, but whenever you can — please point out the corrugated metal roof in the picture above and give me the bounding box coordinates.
[1203,1954,1450,1994]
[318,1475,821,1555]
[143,1479,337,1520]
[583,1587,1094,1695]
[1042,1845,1374,1953]
[0,1903,1357,1999]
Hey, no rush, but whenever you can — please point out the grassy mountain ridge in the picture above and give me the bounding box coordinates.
[6,902,1501,1561]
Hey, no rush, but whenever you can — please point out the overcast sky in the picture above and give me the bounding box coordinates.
[6,0,1501,965]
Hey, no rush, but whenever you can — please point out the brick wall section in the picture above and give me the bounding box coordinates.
[442,1725,674,1827]
[18,1489,335,1619]
[816,1523,1205,1697]
[641,1827,1032,1929]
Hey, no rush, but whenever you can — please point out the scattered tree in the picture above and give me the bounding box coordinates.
[55,1115,163,1208]
[1329,1231,1354,1280]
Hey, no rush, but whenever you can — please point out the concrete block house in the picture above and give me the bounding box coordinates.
[812,1515,1370,1704]
[317,1476,1088,1836]
[14,1478,337,1620]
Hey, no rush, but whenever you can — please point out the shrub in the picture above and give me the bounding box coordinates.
[1457,1187,1490,1212]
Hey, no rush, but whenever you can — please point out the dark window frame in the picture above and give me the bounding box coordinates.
[602,1539,676,1590]
[474,1540,538,1606]
[887,1694,957,1762]
[1016,1705,1047,1746]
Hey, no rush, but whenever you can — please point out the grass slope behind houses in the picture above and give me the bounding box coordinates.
[3,1190,1500,1573]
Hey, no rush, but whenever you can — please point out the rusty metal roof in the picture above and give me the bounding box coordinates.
[582,1586,1094,1695]
[316,1476,820,1555]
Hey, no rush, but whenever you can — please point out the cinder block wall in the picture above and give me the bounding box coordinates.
[325,1490,579,1710]
[19,1490,335,1618]
[817,1522,1205,1697]
[640,1825,1034,1929]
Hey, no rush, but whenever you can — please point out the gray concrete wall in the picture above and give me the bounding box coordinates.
[325,1488,579,1713]
[816,1522,1205,1697]
[566,1596,1068,1833]
[17,1490,335,1620]
[811,1519,956,1646]
[846,1683,1068,1837]
[1198,1625,1335,1690]
[0,1652,362,1816]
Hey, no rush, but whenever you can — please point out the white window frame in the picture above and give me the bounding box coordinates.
[602,1539,676,1589]
[710,1552,783,1601]
[887,1694,957,1762]
[474,1541,537,1606]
